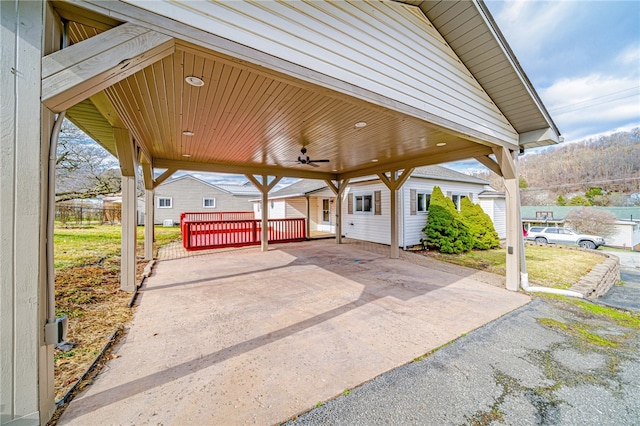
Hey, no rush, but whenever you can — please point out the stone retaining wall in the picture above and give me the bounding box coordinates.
[570,252,620,299]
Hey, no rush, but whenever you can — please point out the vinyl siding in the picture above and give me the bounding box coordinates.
[342,182,392,245]
[127,0,517,145]
[285,198,307,218]
[154,178,254,224]
[479,198,506,239]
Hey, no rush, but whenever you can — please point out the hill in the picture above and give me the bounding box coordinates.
[470,127,640,206]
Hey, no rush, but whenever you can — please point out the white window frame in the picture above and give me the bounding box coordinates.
[416,192,431,213]
[203,198,216,208]
[451,194,467,211]
[354,193,373,214]
[157,197,172,209]
[322,198,331,223]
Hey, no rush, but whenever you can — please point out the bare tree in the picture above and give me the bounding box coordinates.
[56,120,121,202]
[565,208,617,238]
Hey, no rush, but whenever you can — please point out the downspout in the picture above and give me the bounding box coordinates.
[45,21,69,340]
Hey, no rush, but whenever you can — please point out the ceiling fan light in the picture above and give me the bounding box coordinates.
[182,130,195,136]
[185,76,205,87]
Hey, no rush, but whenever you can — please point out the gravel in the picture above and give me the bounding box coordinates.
[285,297,640,426]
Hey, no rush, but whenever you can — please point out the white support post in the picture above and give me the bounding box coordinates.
[377,169,413,259]
[305,196,311,238]
[325,178,349,245]
[495,147,521,291]
[144,189,155,260]
[1,1,56,423]
[245,175,281,252]
[121,175,137,291]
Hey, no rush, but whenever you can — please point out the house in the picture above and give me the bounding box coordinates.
[6,0,562,421]
[259,166,493,247]
[154,175,259,225]
[521,206,640,250]
[251,180,338,236]
[477,190,507,239]
[342,166,491,248]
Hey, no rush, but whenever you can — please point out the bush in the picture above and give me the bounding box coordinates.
[422,186,473,254]
[460,197,500,249]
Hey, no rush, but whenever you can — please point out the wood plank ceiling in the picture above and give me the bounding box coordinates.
[62,7,494,179]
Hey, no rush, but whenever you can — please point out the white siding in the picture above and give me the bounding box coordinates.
[479,197,506,239]
[155,177,254,224]
[606,222,640,249]
[342,183,392,245]
[127,0,517,145]
[285,198,306,218]
[402,178,486,247]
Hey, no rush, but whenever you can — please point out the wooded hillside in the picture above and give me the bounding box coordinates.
[471,127,640,206]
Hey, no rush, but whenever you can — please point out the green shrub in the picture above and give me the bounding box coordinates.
[422,186,473,254]
[460,197,500,250]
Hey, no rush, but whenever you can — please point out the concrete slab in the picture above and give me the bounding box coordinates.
[58,240,530,425]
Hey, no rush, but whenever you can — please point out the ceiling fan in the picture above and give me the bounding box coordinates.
[297,147,330,167]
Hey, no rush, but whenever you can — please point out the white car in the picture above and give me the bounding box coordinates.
[526,227,605,250]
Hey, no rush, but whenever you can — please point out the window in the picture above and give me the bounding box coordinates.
[417,192,431,213]
[355,194,373,213]
[157,197,172,208]
[322,199,330,222]
[451,194,467,211]
[203,198,216,208]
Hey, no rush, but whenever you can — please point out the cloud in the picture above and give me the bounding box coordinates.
[617,44,640,67]
[541,74,640,140]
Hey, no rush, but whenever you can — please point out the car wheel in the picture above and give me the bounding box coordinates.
[535,237,547,245]
[579,240,596,250]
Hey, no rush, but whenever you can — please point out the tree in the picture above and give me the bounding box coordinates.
[585,187,608,206]
[422,186,473,254]
[567,195,590,206]
[460,197,500,249]
[565,208,617,238]
[519,175,529,189]
[557,194,567,206]
[56,120,121,201]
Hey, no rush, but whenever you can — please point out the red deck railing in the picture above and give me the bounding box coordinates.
[180,214,306,251]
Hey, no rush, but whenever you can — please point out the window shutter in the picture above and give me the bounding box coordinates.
[347,193,353,214]
[374,190,382,215]
[410,189,417,215]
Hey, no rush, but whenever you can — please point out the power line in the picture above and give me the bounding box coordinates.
[550,86,640,113]
[522,176,640,191]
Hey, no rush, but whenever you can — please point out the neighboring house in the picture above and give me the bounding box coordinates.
[521,206,640,250]
[342,166,491,248]
[251,180,337,235]
[477,190,506,239]
[259,166,493,247]
[154,175,259,225]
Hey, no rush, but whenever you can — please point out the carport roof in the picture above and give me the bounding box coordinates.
[51,0,560,185]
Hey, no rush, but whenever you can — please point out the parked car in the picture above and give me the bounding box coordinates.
[525,227,605,249]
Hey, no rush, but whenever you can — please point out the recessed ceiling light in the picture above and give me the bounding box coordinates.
[182,131,195,136]
[436,142,447,147]
[185,76,204,87]
[182,154,191,158]
[354,121,367,128]
[371,159,379,162]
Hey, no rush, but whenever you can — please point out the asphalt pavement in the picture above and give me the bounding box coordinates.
[599,251,640,311]
[286,276,640,425]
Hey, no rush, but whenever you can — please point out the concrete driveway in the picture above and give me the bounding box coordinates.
[600,250,640,312]
[58,240,529,425]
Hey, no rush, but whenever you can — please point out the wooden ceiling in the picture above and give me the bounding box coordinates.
[58,2,516,181]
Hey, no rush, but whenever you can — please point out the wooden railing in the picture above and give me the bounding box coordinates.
[181,217,306,251]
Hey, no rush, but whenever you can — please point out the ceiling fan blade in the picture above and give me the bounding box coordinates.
[309,159,330,163]
[307,162,319,167]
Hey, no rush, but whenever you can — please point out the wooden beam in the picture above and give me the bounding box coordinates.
[154,158,337,181]
[42,22,174,112]
[475,154,502,176]
[338,145,492,181]
[141,162,154,190]
[153,168,177,188]
[113,127,136,177]
[494,147,516,180]
[324,178,349,244]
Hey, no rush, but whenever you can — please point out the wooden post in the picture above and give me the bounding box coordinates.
[377,169,413,259]
[245,175,281,252]
[495,147,520,291]
[121,175,137,291]
[305,196,311,238]
[325,178,349,245]
[144,189,155,260]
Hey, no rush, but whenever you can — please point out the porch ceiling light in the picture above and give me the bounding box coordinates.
[182,154,191,158]
[436,142,447,147]
[354,121,367,128]
[185,76,205,87]
[182,130,195,136]
[371,159,378,162]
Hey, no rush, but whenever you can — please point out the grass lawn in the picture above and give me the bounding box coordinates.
[429,244,605,289]
[53,225,181,401]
